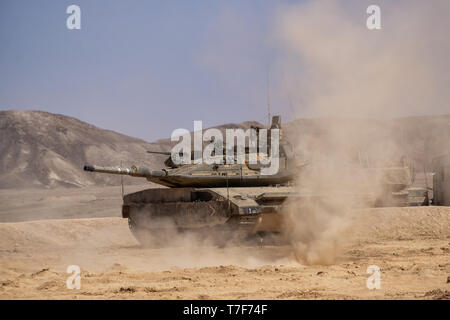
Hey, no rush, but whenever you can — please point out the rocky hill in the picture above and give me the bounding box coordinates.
[0,111,165,188]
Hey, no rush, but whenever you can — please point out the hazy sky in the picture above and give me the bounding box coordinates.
[0,0,292,141]
[1,1,448,142]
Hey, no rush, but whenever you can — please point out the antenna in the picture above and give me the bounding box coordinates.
[281,68,295,117]
[266,65,271,126]
[120,160,124,199]
[226,171,231,214]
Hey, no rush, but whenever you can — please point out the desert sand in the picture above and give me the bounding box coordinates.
[0,186,449,300]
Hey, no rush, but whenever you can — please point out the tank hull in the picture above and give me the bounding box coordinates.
[122,187,293,246]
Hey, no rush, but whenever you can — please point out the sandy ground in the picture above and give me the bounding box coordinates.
[0,187,449,299]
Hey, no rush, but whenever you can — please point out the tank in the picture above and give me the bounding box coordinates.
[369,162,428,207]
[84,116,305,246]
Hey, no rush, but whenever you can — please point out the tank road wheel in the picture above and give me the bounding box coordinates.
[208,220,258,248]
[127,218,176,248]
[128,217,137,232]
[250,231,286,246]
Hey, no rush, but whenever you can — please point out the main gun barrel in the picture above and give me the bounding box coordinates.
[83,164,166,178]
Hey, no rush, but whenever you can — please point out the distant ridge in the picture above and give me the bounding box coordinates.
[0,110,163,188]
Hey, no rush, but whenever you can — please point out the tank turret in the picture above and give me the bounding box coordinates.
[84,116,305,188]
[83,116,304,247]
[83,160,299,188]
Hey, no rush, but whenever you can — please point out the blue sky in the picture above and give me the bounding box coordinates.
[0,0,299,141]
[1,1,448,142]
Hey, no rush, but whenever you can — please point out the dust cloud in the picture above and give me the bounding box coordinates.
[128,211,293,270]
[275,0,450,119]
[274,0,450,264]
